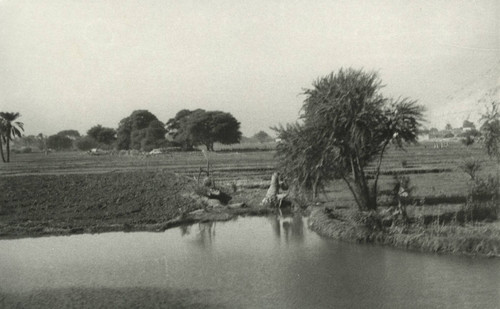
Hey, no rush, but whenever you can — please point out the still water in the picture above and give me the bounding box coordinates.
[1,215,499,308]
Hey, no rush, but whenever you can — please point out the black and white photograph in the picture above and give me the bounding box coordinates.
[0,0,499,308]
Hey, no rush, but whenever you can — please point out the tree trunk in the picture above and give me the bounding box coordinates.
[6,139,10,162]
[351,155,374,211]
[261,172,280,207]
[0,137,5,163]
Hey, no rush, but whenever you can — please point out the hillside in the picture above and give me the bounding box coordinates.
[429,61,500,128]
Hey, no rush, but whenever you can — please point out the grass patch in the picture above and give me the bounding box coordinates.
[309,207,500,257]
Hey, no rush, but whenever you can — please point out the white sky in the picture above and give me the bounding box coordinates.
[0,0,498,136]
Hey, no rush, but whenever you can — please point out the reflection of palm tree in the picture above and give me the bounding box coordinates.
[269,215,281,238]
[180,225,191,236]
[0,112,24,163]
[291,214,304,240]
[197,222,216,247]
[269,213,305,243]
[282,221,291,243]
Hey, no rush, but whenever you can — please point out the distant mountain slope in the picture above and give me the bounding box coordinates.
[429,61,500,128]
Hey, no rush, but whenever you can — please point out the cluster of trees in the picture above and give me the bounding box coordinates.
[166,109,241,151]
[8,109,242,154]
[116,110,166,151]
[274,68,425,210]
[274,68,500,212]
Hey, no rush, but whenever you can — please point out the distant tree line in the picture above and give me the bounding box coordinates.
[10,109,242,153]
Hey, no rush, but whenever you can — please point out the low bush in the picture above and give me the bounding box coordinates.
[459,157,482,180]
[468,174,499,201]
[461,199,498,222]
[461,135,475,147]
[457,174,500,222]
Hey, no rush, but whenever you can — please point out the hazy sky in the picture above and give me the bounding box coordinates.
[1,0,498,136]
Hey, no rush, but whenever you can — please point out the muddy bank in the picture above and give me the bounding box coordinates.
[309,207,500,257]
[0,170,273,239]
[0,206,275,240]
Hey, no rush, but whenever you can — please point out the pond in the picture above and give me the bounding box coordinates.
[1,215,499,308]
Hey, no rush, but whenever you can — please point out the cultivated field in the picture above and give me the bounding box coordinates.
[0,141,498,238]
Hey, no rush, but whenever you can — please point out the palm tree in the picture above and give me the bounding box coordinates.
[0,112,24,163]
[0,120,6,163]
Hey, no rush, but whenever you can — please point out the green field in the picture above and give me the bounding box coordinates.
[1,141,498,238]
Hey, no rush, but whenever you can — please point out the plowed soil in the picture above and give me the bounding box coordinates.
[0,170,201,238]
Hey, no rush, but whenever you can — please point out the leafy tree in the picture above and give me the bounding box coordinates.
[462,120,476,130]
[166,109,193,132]
[254,131,272,143]
[116,110,165,150]
[445,123,452,130]
[87,125,116,145]
[140,120,167,151]
[36,133,48,152]
[165,109,200,150]
[275,68,424,210]
[116,117,132,150]
[47,134,73,151]
[461,135,475,147]
[480,101,500,162]
[190,110,241,151]
[0,112,24,163]
[273,123,337,200]
[459,128,481,138]
[166,109,241,151]
[75,136,99,151]
[57,130,80,139]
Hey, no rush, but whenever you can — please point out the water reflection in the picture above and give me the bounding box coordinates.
[194,221,217,247]
[1,216,499,308]
[269,213,304,244]
[179,224,190,236]
[186,213,307,249]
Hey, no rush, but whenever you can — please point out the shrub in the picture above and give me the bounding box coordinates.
[469,174,499,201]
[461,199,498,222]
[461,135,475,147]
[461,174,500,222]
[358,211,383,230]
[401,159,409,168]
[47,134,73,151]
[459,158,482,180]
[390,175,414,201]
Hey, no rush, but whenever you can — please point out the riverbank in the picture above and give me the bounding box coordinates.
[309,207,500,257]
[3,168,499,258]
[0,170,273,239]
